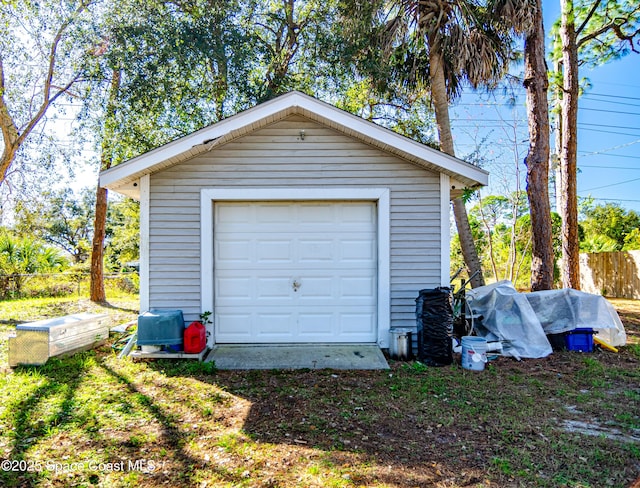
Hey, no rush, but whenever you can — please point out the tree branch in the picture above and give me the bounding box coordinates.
[577,20,618,48]
[576,0,603,36]
[612,23,640,53]
[16,2,90,147]
[0,54,20,157]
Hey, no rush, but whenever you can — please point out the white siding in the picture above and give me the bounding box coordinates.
[148,115,442,330]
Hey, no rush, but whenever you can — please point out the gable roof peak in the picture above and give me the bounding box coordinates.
[100,90,488,197]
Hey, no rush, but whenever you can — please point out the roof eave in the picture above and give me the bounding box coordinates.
[100,91,488,192]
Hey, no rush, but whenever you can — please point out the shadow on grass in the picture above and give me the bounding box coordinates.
[96,301,139,314]
[0,319,20,326]
[147,360,493,487]
[148,352,640,488]
[1,356,91,487]
[4,340,639,487]
[96,362,209,483]
[1,354,226,488]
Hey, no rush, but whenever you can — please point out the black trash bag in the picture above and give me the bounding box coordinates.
[416,287,453,366]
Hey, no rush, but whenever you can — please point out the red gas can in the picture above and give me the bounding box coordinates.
[184,321,207,353]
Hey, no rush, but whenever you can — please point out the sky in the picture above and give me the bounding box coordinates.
[449,1,640,214]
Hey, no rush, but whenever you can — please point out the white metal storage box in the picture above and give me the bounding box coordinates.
[8,313,109,367]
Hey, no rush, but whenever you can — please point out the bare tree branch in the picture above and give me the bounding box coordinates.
[16,2,89,147]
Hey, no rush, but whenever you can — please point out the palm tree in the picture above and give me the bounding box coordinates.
[371,0,554,291]
[370,0,522,288]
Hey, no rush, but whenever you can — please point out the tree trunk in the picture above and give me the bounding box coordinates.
[0,143,17,187]
[428,40,485,288]
[560,0,581,289]
[90,185,108,302]
[553,56,564,215]
[89,70,121,303]
[0,92,21,186]
[523,0,554,291]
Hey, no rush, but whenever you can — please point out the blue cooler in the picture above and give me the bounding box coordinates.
[137,310,184,347]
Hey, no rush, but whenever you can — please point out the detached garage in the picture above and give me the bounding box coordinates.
[100,91,488,351]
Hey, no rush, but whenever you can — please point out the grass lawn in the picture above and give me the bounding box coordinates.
[0,294,639,487]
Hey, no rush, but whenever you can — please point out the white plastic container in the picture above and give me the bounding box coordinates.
[461,336,488,371]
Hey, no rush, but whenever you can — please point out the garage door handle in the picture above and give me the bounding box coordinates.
[292,280,301,292]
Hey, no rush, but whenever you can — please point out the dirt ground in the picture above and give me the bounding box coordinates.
[197,298,640,487]
[1,298,639,487]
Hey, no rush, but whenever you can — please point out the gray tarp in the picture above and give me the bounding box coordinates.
[466,281,626,359]
[466,281,552,359]
[525,287,626,347]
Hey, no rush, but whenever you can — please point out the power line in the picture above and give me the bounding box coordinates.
[580,122,640,132]
[580,139,640,157]
[452,119,640,135]
[580,164,640,169]
[582,96,640,108]
[582,176,640,192]
[580,107,640,116]
[587,198,640,203]
[579,127,640,137]
[585,92,640,102]
[580,153,640,159]
[587,80,640,89]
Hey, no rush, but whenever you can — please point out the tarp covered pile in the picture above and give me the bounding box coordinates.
[466,281,627,359]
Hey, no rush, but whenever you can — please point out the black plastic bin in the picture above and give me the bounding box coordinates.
[416,287,454,366]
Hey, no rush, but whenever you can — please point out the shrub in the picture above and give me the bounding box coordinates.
[0,231,68,299]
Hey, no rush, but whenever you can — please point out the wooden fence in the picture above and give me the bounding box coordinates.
[580,251,640,299]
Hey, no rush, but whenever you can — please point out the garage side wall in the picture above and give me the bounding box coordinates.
[148,115,443,329]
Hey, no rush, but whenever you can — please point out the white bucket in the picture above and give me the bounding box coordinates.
[461,336,488,371]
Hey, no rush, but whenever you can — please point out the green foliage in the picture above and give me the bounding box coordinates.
[580,234,619,253]
[458,193,564,289]
[333,79,437,145]
[467,192,529,287]
[105,196,140,270]
[560,0,640,68]
[0,230,68,299]
[11,187,140,271]
[580,202,640,251]
[13,187,96,264]
[341,0,524,101]
[246,0,345,101]
[623,228,640,251]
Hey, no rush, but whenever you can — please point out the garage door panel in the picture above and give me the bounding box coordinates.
[256,277,292,299]
[341,239,376,262]
[298,203,335,224]
[216,276,253,300]
[340,203,376,224]
[256,239,294,263]
[341,277,376,298]
[296,276,334,299]
[216,240,252,263]
[298,239,335,262]
[340,313,376,335]
[255,203,294,223]
[298,313,334,336]
[256,313,293,337]
[216,204,253,224]
[216,313,252,337]
[214,201,377,343]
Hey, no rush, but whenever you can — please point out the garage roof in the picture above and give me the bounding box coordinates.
[100,91,488,199]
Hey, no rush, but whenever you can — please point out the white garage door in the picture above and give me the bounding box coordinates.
[214,201,377,343]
